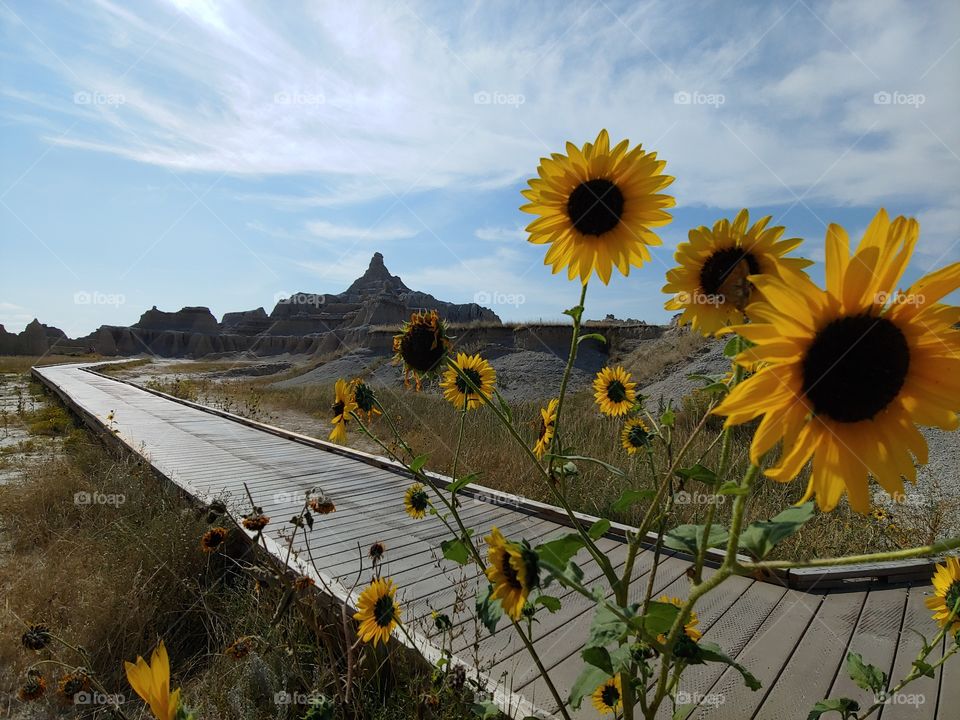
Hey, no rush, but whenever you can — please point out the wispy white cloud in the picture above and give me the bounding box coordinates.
[474,225,527,242]
[304,220,417,242]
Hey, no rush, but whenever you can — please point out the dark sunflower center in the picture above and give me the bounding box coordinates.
[538,416,548,440]
[400,324,446,373]
[567,179,624,236]
[501,549,522,589]
[946,581,960,613]
[606,380,627,403]
[601,684,620,707]
[628,424,649,447]
[332,400,345,417]
[373,595,396,627]
[354,383,375,412]
[699,248,760,297]
[801,315,910,423]
[411,489,429,511]
[455,368,483,395]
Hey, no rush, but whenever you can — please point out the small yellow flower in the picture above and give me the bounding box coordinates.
[404,483,430,519]
[440,352,497,410]
[484,527,539,620]
[124,641,181,720]
[354,577,402,646]
[620,417,651,454]
[330,379,358,444]
[533,399,558,459]
[590,674,622,715]
[593,366,637,416]
[926,557,960,632]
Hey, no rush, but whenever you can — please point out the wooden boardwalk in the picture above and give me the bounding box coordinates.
[32,362,954,719]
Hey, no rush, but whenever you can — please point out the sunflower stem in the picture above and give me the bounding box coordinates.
[738,536,960,572]
[550,282,589,457]
[510,617,575,720]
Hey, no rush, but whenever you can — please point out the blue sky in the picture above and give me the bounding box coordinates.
[1,0,958,337]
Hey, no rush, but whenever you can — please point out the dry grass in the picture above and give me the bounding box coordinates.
[615,330,710,384]
[0,354,106,374]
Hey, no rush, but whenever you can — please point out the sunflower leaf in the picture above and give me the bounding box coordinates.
[723,335,746,358]
[807,698,860,719]
[470,700,501,719]
[537,533,585,569]
[643,600,681,635]
[845,652,887,693]
[717,480,751,496]
[698,642,761,691]
[738,502,815,559]
[410,454,429,472]
[588,518,611,540]
[441,538,470,565]
[536,595,562,613]
[664,524,729,555]
[448,472,479,495]
[675,463,719,486]
[476,584,502,635]
[587,603,630,648]
[581,646,613,674]
[568,663,611,710]
[612,488,656,511]
[550,453,625,477]
[660,407,675,428]
[563,305,584,322]
[578,332,607,345]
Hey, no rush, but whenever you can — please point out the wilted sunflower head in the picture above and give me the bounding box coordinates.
[369,541,386,564]
[309,496,336,515]
[393,310,450,386]
[484,528,539,620]
[353,577,402,646]
[404,483,430,519]
[294,575,315,592]
[17,670,46,702]
[533,398,559,459]
[21,623,52,651]
[521,129,675,285]
[200,527,228,552]
[440,353,497,410]
[242,513,270,533]
[225,636,255,660]
[663,209,812,336]
[593,366,637,417]
[590,674,622,714]
[57,670,91,702]
[620,417,652,454]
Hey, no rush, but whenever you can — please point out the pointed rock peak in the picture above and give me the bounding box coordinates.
[345,252,409,295]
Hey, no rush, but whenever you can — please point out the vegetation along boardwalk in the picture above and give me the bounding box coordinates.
[32,362,952,719]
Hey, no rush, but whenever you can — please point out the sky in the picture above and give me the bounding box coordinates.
[1,0,958,338]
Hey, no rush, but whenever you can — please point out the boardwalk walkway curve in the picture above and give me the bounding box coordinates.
[31,362,953,720]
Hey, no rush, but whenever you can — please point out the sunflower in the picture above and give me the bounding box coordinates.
[926,557,960,632]
[714,209,960,512]
[440,353,497,410]
[330,379,358,444]
[58,671,90,703]
[521,129,675,284]
[225,636,255,660]
[21,623,51,651]
[353,577,402,646]
[369,541,386,564]
[309,497,336,515]
[200,527,228,553]
[533,398,559,459]
[124,641,181,720]
[593,366,637,416]
[663,209,813,336]
[17,670,46,702]
[352,379,381,421]
[590,674,622,715]
[621,417,652,454]
[242,513,270,532]
[393,310,451,387]
[656,596,702,656]
[404,483,430,519]
[484,527,539,620]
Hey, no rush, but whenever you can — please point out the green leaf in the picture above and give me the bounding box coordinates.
[673,705,697,720]
[536,595,561,613]
[578,332,607,345]
[698,642,761,691]
[549,453,625,477]
[581,646,613,674]
[609,645,633,673]
[807,698,860,719]
[563,305,584,322]
[723,335,744,358]
[699,381,730,396]
[675,463,719,486]
[537,533,585,569]
[470,700,501,719]
[568,663,610,710]
[448,472,479,495]
[738,502,815,559]
[441,538,470,565]
[410,454,429,472]
[660,407,675,428]
[587,603,630,648]
[643,600,681,636]
[612,488,656,512]
[717,480,750,496]
[664,524,729,555]
[476,584,502,635]
[846,652,887,693]
[588,518,611,540]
